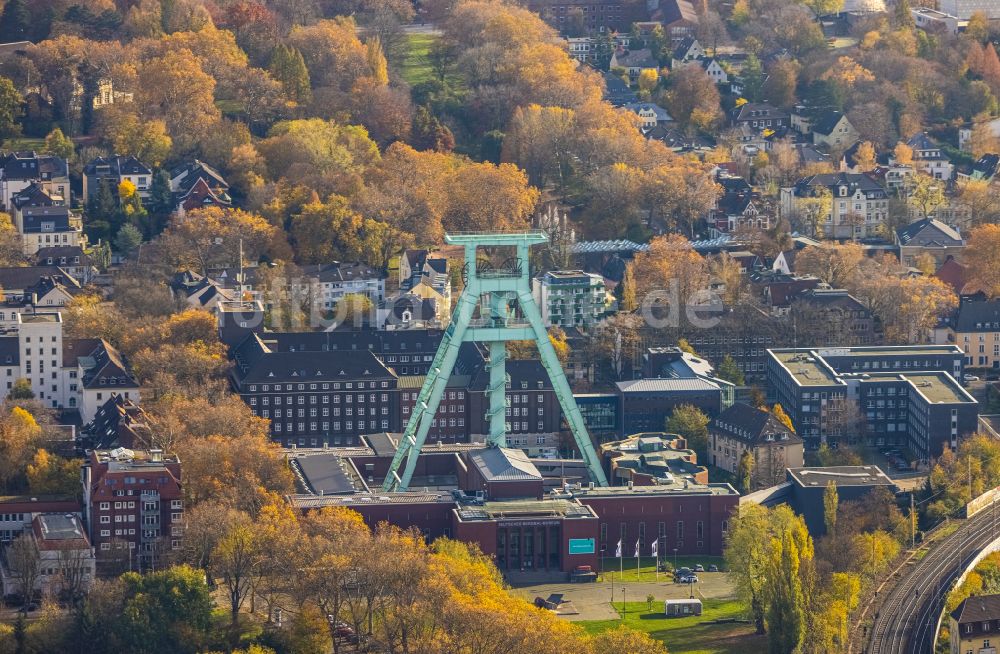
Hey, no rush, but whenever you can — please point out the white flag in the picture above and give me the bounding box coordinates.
[651,539,658,558]
[634,539,640,558]
[615,539,622,558]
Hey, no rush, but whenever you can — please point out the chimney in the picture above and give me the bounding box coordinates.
[149,448,162,462]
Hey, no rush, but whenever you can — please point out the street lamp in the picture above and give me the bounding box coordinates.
[673,548,678,572]
[621,587,626,620]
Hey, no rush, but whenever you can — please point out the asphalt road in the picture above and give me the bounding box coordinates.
[868,503,1000,654]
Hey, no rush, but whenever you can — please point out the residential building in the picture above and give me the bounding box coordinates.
[300,262,385,314]
[709,175,768,234]
[81,155,153,202]
[400,249,450,297]
[654,0,699,46]
[780,173,889,239]
[81,394,154,450]
[699,58,729,84]
[710,402,803,490]
[18,205,85,256]
[610,48,658,81]
[33,246,95,284]
[532,270,608,327]
[788,288,876,345]
[623,102,674,129]
[82,448,182,570]
[671,36,704,64]
[602,71,639,106]
[0,514,95,599]
[895,218,965,268]
[811,111,859,149]
[936,297,1000,370]
[169,160,232,215]
[900,132,954,180]
[10,182,61,228]
[731,103,789,131]
[0,152,70,211]
[950,594,1000,654]
[767,346,976,456]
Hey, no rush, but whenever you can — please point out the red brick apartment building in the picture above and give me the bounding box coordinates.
[82,448,182,570]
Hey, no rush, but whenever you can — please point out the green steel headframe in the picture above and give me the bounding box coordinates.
[382,231,610,491]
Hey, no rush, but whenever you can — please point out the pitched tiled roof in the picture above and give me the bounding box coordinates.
[231,333,396,384]
[812,110,847,136]
[83,155,152,177]
[896,218,964,247]
[951,594,1000,626]
[712,402,800,445]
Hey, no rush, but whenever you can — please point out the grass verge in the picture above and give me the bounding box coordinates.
[578,599,766,654]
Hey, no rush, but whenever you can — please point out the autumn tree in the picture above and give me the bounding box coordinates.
[0,76,22,141]
[0,406,42,490]
[737,451,754,494]
[135,49,221,154]
[771,404,795,432]
[964,224,1000,297]
[893,141,913,165]
[43,127,74,160]
[26,449,81,497]
[269,44,312,105]
[908,174,947,219]
[662,63,722,131]
[666,404,711,459]
[853,141,877,172]
[630,234,710,309]
[587,626,669,654]
[956,179,1000,227]
[717,354,745,386]
[794,242,864,288]
[152,206,290,274]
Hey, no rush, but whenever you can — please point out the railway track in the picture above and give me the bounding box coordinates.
[868,503,1000,654]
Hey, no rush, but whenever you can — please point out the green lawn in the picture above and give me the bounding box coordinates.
[398,32,440,87]
[578,599,766,654]
[4,137,45,151]
[595,556,726,583]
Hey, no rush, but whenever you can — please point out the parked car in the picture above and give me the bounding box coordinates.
[681,575,699,584]
[964,374,980,383]
[708,564,719,572]
[693,564,705,572]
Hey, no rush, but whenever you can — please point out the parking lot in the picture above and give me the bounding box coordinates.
[511,570,736,621]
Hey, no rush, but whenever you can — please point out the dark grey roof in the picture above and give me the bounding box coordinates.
[0,266,74,292]
[75,339,139,389]
[616,48,657,68]
[792,172,887,197]
[953,298,1000,332]
[83,394,151,450]
[972,154,1000,180]
[232,333,396,384]
[672,35,700,59]
[812,110,847,136]
[602,71,638,106]
[1,152,67,181]
[792,288,867,312]
[733,102,789,123]
[469,446,542,481]
[169,159,229,194]
[896,218,964,247]
[21,205,71,233]
[295,453,359,495]
[83,155,152,177]
[11,182,58,209]
[950,594,1000,626]
[906,131,942,153]
[712,402,800,445]
[34,246,88,266]
[300,262,383,283]
[470,359,550,391]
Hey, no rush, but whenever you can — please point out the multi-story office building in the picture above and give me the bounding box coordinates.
[532,270,608,328]
[82,448,182,570]
[232,332,400,447]
[767,346,976,456]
